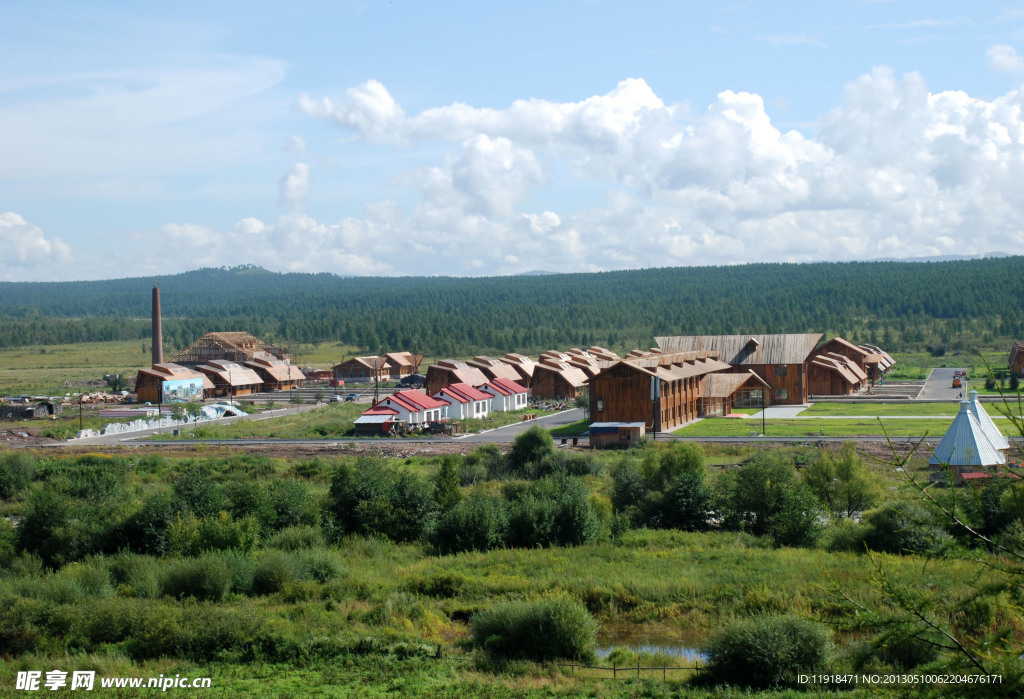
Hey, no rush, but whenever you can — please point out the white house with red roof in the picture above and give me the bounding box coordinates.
[478,377,528,412]
[369,389,448,425]
[433,382,493,420]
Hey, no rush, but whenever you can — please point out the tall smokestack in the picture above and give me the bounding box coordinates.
[152,285,163,365]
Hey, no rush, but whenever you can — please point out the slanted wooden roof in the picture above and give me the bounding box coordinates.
[822,352,867,381]
[196,360,264,387]
[820,336,870,359]
[655,334,823,366]
[429,360,490,386]
[137,363,214,390]
[535,360,589,388]
[500,353,538,379]
[468,356,524,382]
[810,356,860,385]
[860,344,895,369]
[244,357,305,382]
[384,352,422,370]
[700,370,770,398]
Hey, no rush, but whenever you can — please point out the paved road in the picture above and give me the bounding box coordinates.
[460,408,584,442]
[918,367,972,401]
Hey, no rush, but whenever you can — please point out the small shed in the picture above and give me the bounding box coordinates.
[589,422,646,449]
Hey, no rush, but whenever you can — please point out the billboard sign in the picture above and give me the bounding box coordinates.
[162,378,203,403]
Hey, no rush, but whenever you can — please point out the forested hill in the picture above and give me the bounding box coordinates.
[1,258,1022,356]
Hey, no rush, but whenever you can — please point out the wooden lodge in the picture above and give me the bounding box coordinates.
[860,343,895,383]
[816,337,870,372]
[466,356,526,384]
[424,360,490,397]
[589,352,731,431]
[195,360,264,398]
[699,371,770,416]
[499,353,538,389]
[383,352,423,379]
[1010,342,1024,378]
[134,363,212,404]
[332,356,388,383]
[531,359,589,401]
[243,357,305,391]
[654,334,824,405]
[807,354,866,397]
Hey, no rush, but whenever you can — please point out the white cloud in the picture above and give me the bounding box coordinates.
[0,212,72,281]
[278,163,310,211]
[119,63,1024,279]
[987,44,1024,74]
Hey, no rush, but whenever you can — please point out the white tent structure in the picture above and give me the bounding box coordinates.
[966,390,1011,451]
[929,400,1005,467]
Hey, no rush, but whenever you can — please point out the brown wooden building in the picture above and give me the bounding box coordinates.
[1011,342,1024,377]
[807,355,865,396]
[699,371,770,416]
[424,360,490,396]
[589,352,732,431]
[816,337,870,371]
[499,353,538,389]
[383,352,423,378]
[134,363,212,404]
[532,360,589,401]
[654,334,823,405]
[332,356,388,382]
[859,343,896,382]
[243,357,305,391]
[195,360,264,398]
[467,356,526,383]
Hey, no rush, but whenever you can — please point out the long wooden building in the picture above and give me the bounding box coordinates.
[588,351,732,431]
[654,334,823,405]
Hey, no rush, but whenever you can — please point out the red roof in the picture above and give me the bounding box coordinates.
[362,407,399,416]
[486,377,527,395]
[383,389,448,412]
[438,382,492,403]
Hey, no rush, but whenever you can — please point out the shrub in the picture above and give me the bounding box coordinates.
[253,551,296,594]
[662,468,712,531]
[471,596,597,662]
[611,457,647,512]
[123,493,177,555]
[161,555,232,602]
[268,479,318,529]
[327,458,435,542]
[465,443,505,482]
[171,467,224,517]
[268,525,325,550]
[506,426,555,478]
[0,518,15,568]
[0,451,35,500]
[703,614,831,689]
[431,494,508,554]
[109,552,161,598]
[863,502,947,555]
[167,513,260,556]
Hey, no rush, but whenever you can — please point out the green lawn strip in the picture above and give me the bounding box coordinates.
[550,419,591,436]
[674,417,962,437]
[802,402,959,416]
[154,402,365,440]
[458,409,556,434]
[726,407,763,415]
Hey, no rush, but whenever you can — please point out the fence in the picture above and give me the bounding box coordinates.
[480,658,702,681]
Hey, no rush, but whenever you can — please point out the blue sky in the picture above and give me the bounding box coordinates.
[3,1,1024,280]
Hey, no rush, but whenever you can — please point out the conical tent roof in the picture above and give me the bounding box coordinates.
[967,390,1011,451]
[929,400,1005,467]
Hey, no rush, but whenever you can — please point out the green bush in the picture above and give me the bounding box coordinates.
[109,552,161,598]
[505,426,555,478]
[431,494,509,554]
[471,596,597,662]
[167,512,261,556]
[703,614,831,689]
[326,458,436,542]
[161,555,233,602]
[268,525,325,550]
[253,550,296,594]
[0,451,35,500]
[863,502,947,555]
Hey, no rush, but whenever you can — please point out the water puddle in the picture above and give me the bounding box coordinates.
[595,644,707,664]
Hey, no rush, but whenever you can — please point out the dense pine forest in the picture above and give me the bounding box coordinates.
[1,258,1022,356]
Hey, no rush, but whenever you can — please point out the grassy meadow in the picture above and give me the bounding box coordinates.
[1,439,1021,696]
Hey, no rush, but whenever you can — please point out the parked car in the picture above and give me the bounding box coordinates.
[400,374,425,387]
[345,393,360,402]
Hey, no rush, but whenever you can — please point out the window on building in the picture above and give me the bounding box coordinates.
[774,364,788,375]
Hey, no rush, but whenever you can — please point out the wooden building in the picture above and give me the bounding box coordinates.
[170,332,287,367]
[1010,342,1024,377]
[860,343,895,383]
[243,357,305,391]
[531,360,589,401]
[589,422,646,449]
[424,360,490,397]
[699,371,770,416]
[134,363,212,404]
[816,337,870,371]
[807,355,865,397]
[332,356,388,382]
[467,356,526,383]
[589,352,732,431]
[499,353,538,389]
[383,352,423,378]
[195,360,264,398]
[654,334,824,405]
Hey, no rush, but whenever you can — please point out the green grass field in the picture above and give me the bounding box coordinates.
[802,401,960,416]
[674,417,965,438]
